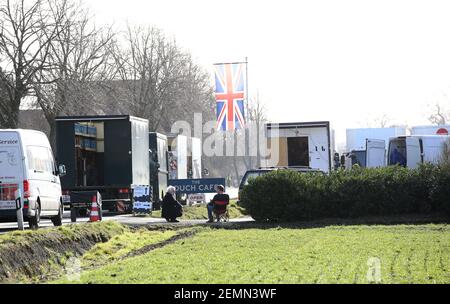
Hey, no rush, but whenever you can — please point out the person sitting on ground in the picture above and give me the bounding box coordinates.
[207,185,229,223]
[161,186,183,223]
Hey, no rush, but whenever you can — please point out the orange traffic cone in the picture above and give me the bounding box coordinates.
[89,195,100,222]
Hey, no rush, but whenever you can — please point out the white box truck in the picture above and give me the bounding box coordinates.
[264,121,333,173]
[168,135,188,180]
[411,125,450,136]
[190,137,202,179]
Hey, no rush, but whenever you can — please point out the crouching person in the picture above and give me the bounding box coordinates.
[207,185,229,223]
[162,186,183,223]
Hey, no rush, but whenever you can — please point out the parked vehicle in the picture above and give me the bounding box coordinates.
[189,137,202,179]
[344,139,387,169]
[0,129,65,228]
[388,135,450,168]
[344,127,407,169]
[149,132,169,210]
[263,122,334,173]
[167,134,188,180]
[346,127,407,152]
[238,166,322,203]
[167,134,202,180]
[411,125,450,136]
[56,115,150,218]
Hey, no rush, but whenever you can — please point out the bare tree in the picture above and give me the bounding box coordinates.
[32,0,115,145]
[0,68,13,127]
[0,0,63,128]
[110,25,214,131]
[429,103,449,125]
[230,92,268,183]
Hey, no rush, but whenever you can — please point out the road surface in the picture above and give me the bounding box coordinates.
[0,210,253,234]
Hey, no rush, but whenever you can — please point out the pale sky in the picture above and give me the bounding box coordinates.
[88,0,450,149]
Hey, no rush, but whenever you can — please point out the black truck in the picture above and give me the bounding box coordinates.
[149,132,169,210]
[55,115,150,219]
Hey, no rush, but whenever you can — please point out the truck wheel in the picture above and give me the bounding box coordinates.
[70,207,77,223]
[29,204,41,230]
[52,203,63,227]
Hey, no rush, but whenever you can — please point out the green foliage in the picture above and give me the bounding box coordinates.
[240,165,450,221]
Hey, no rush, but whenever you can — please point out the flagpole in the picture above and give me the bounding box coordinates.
[245,57,249,127]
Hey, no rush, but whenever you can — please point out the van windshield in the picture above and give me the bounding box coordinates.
[27,146,54,175]
[0,147,22,181]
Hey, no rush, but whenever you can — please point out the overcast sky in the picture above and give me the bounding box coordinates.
[88,0,450,148]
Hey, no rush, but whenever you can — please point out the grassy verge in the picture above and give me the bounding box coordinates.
[152,201,246,220]
[0,221,126,283]
[81,229,179,269]
[59,224,450,284]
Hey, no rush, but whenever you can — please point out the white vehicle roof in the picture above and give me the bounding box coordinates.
[0,129,50,146]
[346,127,407,151]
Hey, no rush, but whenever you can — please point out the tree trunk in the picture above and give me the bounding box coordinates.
[49,121,57,151]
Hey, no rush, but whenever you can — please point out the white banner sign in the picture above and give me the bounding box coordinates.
[133,185,152,214]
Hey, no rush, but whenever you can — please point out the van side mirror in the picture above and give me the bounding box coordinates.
[58,164,67,177]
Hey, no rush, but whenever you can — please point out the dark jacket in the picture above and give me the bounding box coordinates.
[161,193,182,219]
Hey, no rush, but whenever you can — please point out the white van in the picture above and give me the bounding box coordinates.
[388,135,450,169]
[0,129,65,228]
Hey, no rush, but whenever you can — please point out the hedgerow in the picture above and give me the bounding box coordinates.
[239,164,450,221]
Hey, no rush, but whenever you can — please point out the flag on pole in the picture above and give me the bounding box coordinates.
[214,63,247,131]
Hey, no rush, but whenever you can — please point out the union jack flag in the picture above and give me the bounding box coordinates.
[214,63,246,131]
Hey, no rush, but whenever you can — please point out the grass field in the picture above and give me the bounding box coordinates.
[57,224,449,284]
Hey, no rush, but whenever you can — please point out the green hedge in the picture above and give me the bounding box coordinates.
[239,165,450,222]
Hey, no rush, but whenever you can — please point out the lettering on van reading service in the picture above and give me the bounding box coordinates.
[0,139,19,145]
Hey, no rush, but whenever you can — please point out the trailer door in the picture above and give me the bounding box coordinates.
[366,139,386,168]
[406,137,423,169]
[287,137,309,167]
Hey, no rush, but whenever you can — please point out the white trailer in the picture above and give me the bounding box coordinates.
[346,127,407,152]
[168,135,202,180]
[264,122,333,173]
[189,137,202,179]
[411,125,450,136]
[168,135,188,180]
